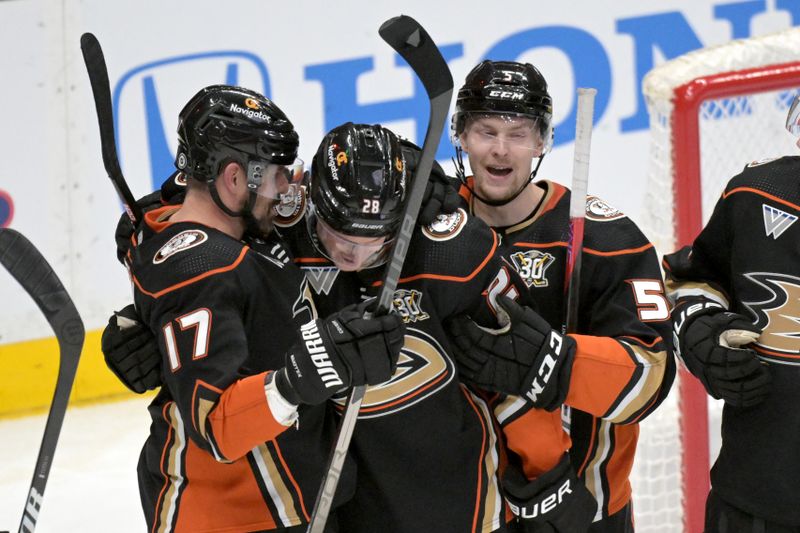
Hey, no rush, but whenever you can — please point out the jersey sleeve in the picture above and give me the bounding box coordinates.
[564,220,675,425]
[140,255,292,463]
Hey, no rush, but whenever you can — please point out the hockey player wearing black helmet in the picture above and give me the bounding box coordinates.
[108,86,404,533]
[445,61,675,532]
[103,120,534,532]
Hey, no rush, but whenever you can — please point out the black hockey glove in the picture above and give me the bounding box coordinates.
[101,304,162,394]
[676,303,770,407]
[275,300,406,405]
[504,454,596,533]
[446,295,576,411]
[400,138,462,225]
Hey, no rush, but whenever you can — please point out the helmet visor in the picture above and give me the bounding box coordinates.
[456,113,552,156]
[247,158,305,201]
[786,95,800,136]
[308,205,394,271]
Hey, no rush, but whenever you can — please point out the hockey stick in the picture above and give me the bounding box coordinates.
[563,87,597,334]
[0,229,85,533]
[307,15,453,533]
[80,32,142,226]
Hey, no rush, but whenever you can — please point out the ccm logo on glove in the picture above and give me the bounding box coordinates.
[299,320,344,389]
[524,330,564,404]
[508,477,573,519]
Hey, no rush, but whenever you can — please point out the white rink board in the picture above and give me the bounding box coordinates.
[0,0,797,343]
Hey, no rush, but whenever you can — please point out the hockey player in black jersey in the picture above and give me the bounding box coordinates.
[662,95,800,532]
[444,61,676,532]
[104,121,538,532]
[112,85,404,533]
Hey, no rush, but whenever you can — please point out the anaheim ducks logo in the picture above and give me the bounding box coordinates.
[422,208,467,241]
[742,272,800,364]
[331,328,453,418]
[153,230,207,264]
[585,196,625,222]
[274,184,307,227]
[174,172,188,187]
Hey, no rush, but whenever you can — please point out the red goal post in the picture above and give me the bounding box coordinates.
[636,27,800,533]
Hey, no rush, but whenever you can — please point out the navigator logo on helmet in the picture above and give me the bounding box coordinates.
[307,122,408,268]
[174,84,304,235]
[452,60,554,206]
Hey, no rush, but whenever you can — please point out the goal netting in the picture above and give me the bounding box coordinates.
[631,26,800,533]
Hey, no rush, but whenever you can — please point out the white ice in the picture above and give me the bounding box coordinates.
[0,397,152,532]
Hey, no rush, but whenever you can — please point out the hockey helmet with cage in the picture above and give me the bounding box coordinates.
[309,122,407,239]
[173,85,303,225]
[452,60,554,154]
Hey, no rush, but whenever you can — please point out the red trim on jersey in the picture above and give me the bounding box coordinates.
[132,246,249,299]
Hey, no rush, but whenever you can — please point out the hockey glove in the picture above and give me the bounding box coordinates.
[446,295,576,411]
[677,305,770,407]
[101,304,162,394]
[400,138,462,225]
[276,300,406,405]
[504,454,596,533]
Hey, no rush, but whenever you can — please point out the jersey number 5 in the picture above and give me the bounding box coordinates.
[162,308,212,372]
[629,280,669,321]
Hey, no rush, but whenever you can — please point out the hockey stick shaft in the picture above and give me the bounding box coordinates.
[563,88,596,334]
[80,32,142,225]
[307,15,453,533]
[0,229,85,533]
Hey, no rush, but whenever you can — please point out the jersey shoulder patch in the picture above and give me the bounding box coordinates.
[274,185,308,228]
[746,157,780,168]
[421,208,468,241]
[133,224,249,296]
[585,195,626,222]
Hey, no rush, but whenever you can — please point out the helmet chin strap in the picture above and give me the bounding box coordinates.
[453,146,546,207]
[208,178,267,237]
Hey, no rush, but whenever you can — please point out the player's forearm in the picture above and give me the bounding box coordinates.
[565,334,670,424]
[201,371,294,462]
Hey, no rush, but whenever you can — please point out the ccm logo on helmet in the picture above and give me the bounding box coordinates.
[488,90,524,100]
[524,331,563,404]
[508,478,573,518]
[300,321,344,389]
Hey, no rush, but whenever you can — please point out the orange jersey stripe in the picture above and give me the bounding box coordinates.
[724,186,800,212]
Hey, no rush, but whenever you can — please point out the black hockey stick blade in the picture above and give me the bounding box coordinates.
[307,15,453,533]
[0,228,84,533]
[80,32,143,225]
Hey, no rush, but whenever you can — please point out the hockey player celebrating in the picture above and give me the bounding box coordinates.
[106,120,555,532]
[120,85,404,533]
[444,61,675,532]
[662,96,800,531]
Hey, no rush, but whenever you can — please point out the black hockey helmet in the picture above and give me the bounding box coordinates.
[309,122,407,239]
[173,85,303,229]
[175,84,300,181]
[452,60,554,152]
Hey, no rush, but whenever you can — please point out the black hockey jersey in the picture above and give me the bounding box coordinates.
[663,156,800,525]
[462,179,675,520]
[276,189,526,533]
[130,205,354,532]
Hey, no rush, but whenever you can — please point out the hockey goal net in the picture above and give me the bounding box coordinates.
[631,27,800,533]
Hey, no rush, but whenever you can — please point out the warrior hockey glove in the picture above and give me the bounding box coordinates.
[677,304,771,407]
[503,454,596,533]
[400,138,462,225]
[101,304,162,394]
[446,295,576,411]
[275,300,406,405]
